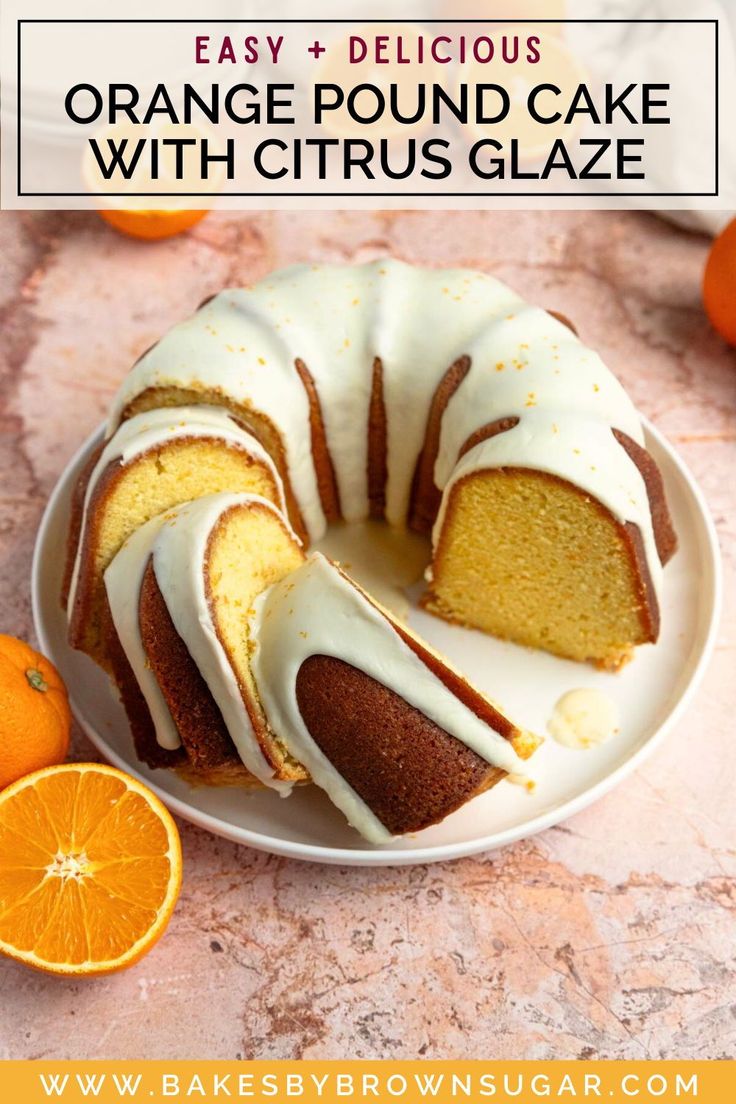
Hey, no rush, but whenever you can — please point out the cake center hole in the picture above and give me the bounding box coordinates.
[314,520,430,621]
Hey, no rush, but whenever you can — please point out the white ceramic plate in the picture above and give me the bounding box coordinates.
[32,420,721,866]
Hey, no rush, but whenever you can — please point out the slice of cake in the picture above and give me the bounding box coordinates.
[106,496,539,836]
[67,406,286,670]
[105,493,307,787]
[424,414,670,669]
[250,552,540,842]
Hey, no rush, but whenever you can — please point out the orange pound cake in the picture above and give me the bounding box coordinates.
[84,259,675,670]
[63,259,679,840]
[250,552,538,841]
[66,406,286,669]
[104,493,538,839]
[104,493,307,787]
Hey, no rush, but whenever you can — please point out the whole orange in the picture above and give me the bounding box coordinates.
[703,218,736,346]
[0,635,71,790]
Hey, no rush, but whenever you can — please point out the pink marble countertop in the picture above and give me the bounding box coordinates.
[0,209,734,1061]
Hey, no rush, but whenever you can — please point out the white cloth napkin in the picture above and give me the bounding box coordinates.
[567,0,735,234]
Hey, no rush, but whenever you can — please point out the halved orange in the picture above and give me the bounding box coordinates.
[97,207,207,241]
[0,763,182,976]
[82,120,224,240]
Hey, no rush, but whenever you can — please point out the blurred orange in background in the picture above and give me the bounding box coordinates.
[98,207,207,240]
[313,23,447,141]
[457,24,588,165]
[83,121,222,240]
[703,219,736,347]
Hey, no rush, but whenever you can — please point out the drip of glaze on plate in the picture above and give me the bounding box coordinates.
[506,773,537,793]
[548,688,619,750]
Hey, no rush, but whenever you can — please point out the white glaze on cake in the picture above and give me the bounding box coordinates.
[105,260,663,604]
[150,493,298,793]
[104,514,182,751]
[68,405,284,614]
[433,301,644,496]
[250,552,526,843]
[106,285,326,538]
[105,493,300,790]
[430,410,663,598]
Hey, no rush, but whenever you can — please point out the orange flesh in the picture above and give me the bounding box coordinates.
[0,764,181,975]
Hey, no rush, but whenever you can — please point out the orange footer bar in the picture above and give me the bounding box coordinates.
[0,1060,732,1104]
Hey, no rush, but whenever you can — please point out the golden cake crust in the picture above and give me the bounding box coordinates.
[103,596,186,771]
[409,354,471,532]
[612,428,677,565]
[138,558,256,778]
[62,440,105,610]
[294,358,341,523]
[108,581,262,791]
[296,654,536,836]
[367,357,388,519]
[202,501,309,783]
[68,458,129,668]
[120,385,310,541]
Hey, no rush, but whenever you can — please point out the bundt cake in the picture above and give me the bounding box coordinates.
[94,259,675,669]
[251,552,538,841]
[104,493,307,788]
[65,405,285,669]
[63,258,678,840]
